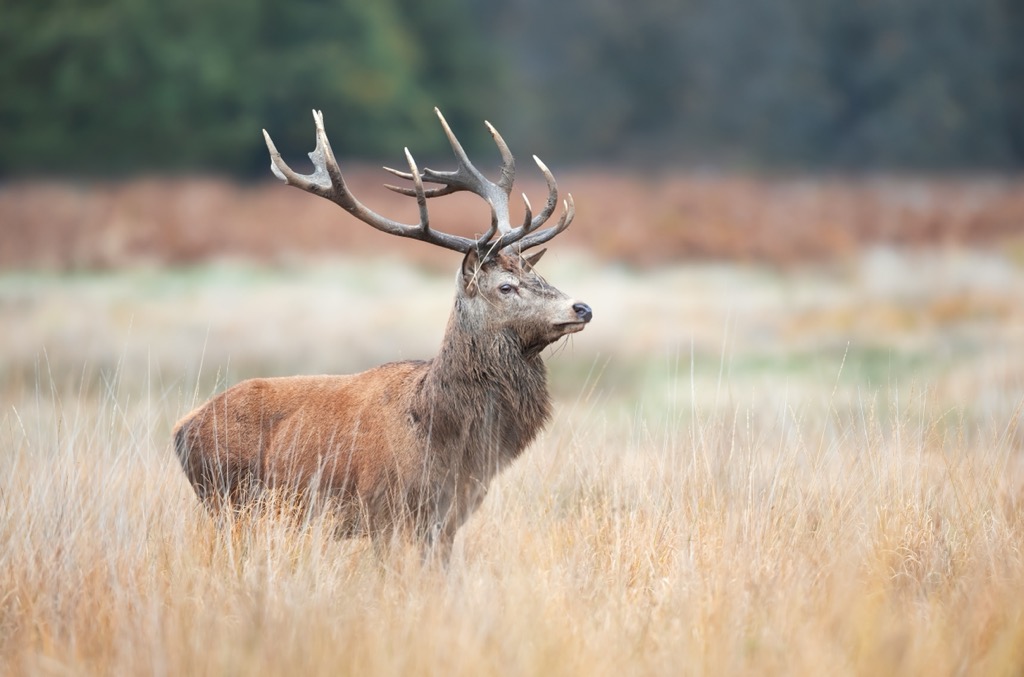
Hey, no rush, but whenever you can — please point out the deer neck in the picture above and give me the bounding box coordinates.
[415,303,553,463]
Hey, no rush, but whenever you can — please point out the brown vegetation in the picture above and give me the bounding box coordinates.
[2,173,1023,269]
[3,162,1024,672]
[3,253,1024,673]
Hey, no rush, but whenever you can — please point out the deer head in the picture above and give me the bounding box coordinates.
[262,108,591,355]
[458,248,592,357]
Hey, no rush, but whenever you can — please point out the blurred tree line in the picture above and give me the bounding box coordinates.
[0,0,496,176]
[1,0,1021,176]
[487,0,1024,170]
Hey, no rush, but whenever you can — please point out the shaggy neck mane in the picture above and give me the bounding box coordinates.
[414,297,553,468]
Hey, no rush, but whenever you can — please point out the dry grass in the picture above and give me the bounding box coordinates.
[3,250,1024,675]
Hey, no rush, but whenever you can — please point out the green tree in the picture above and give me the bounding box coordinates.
[0,0,501,176]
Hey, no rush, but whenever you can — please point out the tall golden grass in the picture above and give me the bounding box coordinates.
[2,251,1024,675]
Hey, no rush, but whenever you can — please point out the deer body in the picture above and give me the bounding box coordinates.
[175,253,575,554]
[173,110,590,560]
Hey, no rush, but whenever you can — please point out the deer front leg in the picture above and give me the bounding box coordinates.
[421,476,489,565]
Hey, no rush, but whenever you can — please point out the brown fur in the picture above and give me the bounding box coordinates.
[173,249,590,560]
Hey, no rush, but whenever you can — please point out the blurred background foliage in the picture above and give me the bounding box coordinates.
[1,0,1022,177]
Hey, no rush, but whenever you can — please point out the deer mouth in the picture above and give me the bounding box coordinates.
[554,321,588,335]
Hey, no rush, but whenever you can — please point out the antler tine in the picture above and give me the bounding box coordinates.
[263,110,479,253]
[484,120,516,195]
[484,154,568,252]
[428,108,481,185]
[382,165,458,198]
[529,155,559,230]
[383,177,457,199]
[403,147,431,234]
[519,194,533,231]
[508,194,576,252]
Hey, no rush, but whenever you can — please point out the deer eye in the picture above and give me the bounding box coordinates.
[498,283,515,295]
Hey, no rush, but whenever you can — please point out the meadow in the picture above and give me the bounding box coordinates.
[2,182,1024,673]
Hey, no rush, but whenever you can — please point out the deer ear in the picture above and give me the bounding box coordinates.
[461,248,481,295]
[523,249,547,270]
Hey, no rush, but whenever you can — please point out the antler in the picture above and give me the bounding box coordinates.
[262,108,574,256]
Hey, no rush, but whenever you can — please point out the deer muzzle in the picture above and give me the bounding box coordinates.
[572,302,593,323]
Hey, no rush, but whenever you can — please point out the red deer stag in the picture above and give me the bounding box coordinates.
[173,108,592,561]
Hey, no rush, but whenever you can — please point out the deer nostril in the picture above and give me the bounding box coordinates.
[573,302,593,323]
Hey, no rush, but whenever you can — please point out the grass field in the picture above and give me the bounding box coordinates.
[2,248,1024,675]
